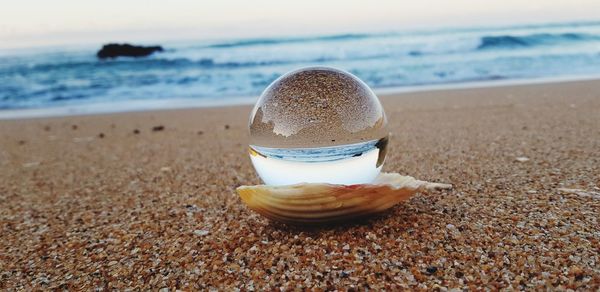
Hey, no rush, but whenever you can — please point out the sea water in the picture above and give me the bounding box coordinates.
[2,21,600,115]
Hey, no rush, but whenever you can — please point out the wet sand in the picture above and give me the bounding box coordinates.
[1,80,599,290]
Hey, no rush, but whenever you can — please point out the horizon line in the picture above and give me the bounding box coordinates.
[1,18,599,52]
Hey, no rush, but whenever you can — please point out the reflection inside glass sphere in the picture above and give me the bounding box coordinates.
[248,67,389,185]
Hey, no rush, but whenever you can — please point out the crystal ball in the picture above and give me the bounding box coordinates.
[248,67,389,185]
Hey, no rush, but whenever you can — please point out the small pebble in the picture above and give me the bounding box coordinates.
[426,266,438,275]
[22,162,40,168]
[73,137,94,143]
[98,133,105,138]
[515,157,530,162]
[152,125,165,132]
[194,229,209,236]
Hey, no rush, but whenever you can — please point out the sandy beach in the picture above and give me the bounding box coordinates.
[1,80,599,290]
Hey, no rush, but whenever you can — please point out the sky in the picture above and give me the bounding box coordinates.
[1,0,600,48]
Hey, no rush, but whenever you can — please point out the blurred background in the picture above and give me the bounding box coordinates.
[1,0,600,115]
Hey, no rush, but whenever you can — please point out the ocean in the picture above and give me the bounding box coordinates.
[1,21,600,116]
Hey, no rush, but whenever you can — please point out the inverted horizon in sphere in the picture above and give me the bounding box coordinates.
[250,144,384,185]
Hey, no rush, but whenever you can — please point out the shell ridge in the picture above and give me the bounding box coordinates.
[236,172,452,225]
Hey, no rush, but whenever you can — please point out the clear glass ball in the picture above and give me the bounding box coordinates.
[249,67,389,185]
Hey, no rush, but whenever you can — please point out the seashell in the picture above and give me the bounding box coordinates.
[236,172,452,225]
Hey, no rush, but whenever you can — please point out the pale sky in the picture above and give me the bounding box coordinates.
[1,0,599,48]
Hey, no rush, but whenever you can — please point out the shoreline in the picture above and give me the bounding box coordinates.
[2,74,600,120]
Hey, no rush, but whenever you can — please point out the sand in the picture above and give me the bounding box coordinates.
[1,80,599,290]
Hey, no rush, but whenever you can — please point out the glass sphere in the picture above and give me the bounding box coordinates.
[248,67,388,185]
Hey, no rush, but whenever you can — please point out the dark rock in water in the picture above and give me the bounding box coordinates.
[97,43,163,59]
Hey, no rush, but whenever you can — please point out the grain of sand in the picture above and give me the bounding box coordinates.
[1,80,599,290]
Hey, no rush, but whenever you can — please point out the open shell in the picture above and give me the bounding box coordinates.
[236,172,452,225]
